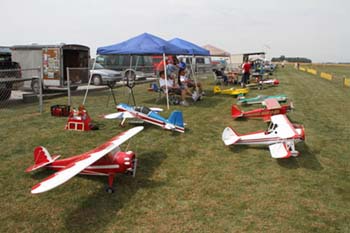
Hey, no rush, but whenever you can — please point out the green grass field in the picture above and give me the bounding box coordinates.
[0,66,349,233]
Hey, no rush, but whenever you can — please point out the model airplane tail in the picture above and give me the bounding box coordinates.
[168,110,184,128]
[231,105,243,118]
[222,127,240,145]
[25,146,60,172]
[213,86,221,94]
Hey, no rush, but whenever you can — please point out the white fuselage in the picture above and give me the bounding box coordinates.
[236,128,303,145]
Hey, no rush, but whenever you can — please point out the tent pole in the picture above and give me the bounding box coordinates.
[127,55,136,105]
[83,57,96,105]
[190,55,199,94]
[163,53,170,109]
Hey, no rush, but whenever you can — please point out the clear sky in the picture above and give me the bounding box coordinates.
[1,0,349,62]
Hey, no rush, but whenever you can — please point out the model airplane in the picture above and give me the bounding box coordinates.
[105,103,185,133]
[237,94,288,105]
[231,98,293,121]
[246,79,279,90]
[213,86,249,96]
[26,126,144,194]
[222,114,305,158]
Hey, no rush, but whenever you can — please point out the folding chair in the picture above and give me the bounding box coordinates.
[213,71,225,85]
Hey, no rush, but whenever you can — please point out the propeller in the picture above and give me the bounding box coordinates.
[289,101,295,111]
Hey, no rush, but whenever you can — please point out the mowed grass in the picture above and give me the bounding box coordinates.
[0,66,349,233]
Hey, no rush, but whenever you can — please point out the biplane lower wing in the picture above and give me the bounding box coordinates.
[269,142,291,159]
[31,126,144,194]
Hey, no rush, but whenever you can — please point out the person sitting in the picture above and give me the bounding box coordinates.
[178,68,204,101]
[159,71,189,106]
[213,68,229,85]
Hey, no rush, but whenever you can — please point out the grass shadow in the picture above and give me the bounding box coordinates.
[63,150,166,233]
[276,143,323,170]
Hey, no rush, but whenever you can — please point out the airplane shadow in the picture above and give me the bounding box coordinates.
[276,143,323,171]
[229,143,323,171]
[61,151,166,233]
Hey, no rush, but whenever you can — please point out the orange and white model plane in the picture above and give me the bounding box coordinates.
[26,126,143,194]
[222,114,305,158]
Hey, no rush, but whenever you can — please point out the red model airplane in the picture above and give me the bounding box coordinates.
[26,126,143,194]
[231,98,293,121]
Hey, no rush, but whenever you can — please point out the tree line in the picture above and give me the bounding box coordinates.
[271,55,312,63]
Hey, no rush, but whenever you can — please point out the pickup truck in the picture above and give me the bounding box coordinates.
[0,47,21,101]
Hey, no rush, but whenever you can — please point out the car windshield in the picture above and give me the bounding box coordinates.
[93,63,104,69]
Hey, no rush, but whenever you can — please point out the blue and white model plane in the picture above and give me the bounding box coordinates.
[104,103,185,133]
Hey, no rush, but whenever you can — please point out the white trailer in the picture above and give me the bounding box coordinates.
[11,44,89,93]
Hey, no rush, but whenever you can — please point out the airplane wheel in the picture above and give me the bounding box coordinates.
[106,187,115,194]
[119,122,126,128]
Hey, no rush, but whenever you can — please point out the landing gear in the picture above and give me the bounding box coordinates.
[106,174,115,194]
[105,187,115,193]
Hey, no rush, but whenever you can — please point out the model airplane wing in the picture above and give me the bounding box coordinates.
[31,126,144,194]
[271,114,298,139]
[104,112,134,119]
[269,142,291,158]
[263,98,281,110]
[149,107,163,112]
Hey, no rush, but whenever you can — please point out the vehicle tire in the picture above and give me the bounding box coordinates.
[31,79,43,94]
[92,75,102,86]
[0,88,11,101]
[70,86,78,91]
[124,70,136,88]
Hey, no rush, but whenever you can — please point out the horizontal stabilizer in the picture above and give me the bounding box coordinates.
[26,146,60,172]
[222,127,240,145]
[269,143,291,159]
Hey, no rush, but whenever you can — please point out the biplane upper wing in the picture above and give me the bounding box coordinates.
[104,111,134,119]
[270,114,298,139]
[262,98,281,110]
[31,126,144,194]
[269,142,291,158]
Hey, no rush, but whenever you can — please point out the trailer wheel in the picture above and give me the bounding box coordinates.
[92,75,102,86]
[0,88,11,101]
[31,79,43,94]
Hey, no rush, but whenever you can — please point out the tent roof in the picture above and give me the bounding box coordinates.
[168,38,210,56]
[202,44,230,57]
[97,33,188,55]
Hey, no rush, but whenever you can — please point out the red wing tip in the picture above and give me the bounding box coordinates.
[31,183,42,193]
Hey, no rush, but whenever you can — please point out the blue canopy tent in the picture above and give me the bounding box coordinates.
[168,38,209,56]
[168,38,210,95]
[91,33,188,108]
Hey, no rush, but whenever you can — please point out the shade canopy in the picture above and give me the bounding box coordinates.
[202,44,230,57]
[97,33,188,55]
[168,38,210,56]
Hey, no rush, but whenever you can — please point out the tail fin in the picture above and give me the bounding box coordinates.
[213,86,221,94]
[25,146,60,172]
[231,105,243,118]
[222,127,240,145]
[168,110,184,128]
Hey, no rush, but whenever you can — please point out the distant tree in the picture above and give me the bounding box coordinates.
[271,55,312,63]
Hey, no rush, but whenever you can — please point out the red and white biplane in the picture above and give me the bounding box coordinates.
[231,98,293,121]
[26,126,143,194]
[222,114,305,158]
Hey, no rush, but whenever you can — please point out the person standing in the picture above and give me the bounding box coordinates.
[241,60,251,87]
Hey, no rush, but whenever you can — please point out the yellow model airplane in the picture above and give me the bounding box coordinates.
[213,86,248,96]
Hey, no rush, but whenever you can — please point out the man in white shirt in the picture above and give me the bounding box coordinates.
[159,71,189,106]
